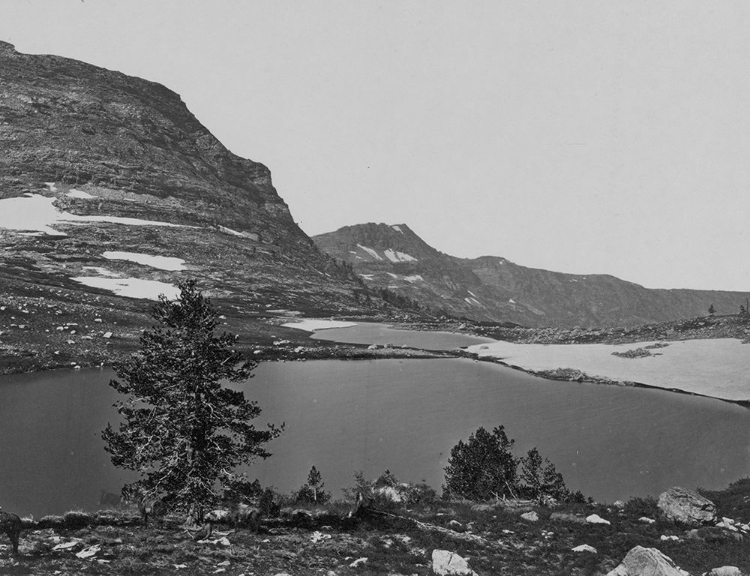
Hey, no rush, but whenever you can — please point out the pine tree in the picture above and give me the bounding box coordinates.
[102,280,282,521]
[443,425,519,500]
[519,447,569,503]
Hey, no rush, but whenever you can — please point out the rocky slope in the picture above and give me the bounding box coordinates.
[0,41,383,370]
[314,223,750,328]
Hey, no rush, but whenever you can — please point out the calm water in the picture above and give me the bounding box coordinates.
[310,322,495,349]
[1,356,749,516]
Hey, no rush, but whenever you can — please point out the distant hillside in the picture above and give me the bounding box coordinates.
[314,222,750,328]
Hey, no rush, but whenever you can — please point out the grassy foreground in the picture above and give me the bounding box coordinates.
[1,480,749,576]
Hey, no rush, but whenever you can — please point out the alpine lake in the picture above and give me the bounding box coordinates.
[1,324,748,517]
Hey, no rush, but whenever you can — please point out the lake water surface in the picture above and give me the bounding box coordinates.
[2,349,749,516]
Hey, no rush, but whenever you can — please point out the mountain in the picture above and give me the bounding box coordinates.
[0,41,371,371]
[314,223,750,328]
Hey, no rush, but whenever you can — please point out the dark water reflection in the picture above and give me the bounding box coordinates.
[1,357,748,516]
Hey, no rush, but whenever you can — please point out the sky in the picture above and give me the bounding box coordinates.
[2,1,749,291]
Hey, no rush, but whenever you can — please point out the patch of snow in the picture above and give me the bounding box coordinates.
[82,266,121,277]
[218,225,244,237]
[67,189,96,199]
[44,182,57,192]
[403,275,423,283]
[103,251,186,271]
[358,274,374,281]
[509,298,516,304]
[0,194,186,236]
[387,272,398,279]
[357,244,383,260]
[383,249,417,263]
[467,338,750,402]
[468,290,478,298]
[282,319,358,332]
[391,225,403,234]
[71,277,180,300]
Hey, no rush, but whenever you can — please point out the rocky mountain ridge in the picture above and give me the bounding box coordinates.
[0,41,382,371]
[314,222,750,328]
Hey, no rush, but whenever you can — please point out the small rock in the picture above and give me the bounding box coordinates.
[521,511,539,522]
[349,557,368,568]
[613,500,625,509]
[431,549,478,576]
[448,519,463,529]
[103,332,112,339]
[586,514,610,525]
[639,517,656,524]
[572,544,597,553]
[94,318,103,323]
[660,534,679,541]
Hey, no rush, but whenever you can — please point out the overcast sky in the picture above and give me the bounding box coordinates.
[2,1,749,291]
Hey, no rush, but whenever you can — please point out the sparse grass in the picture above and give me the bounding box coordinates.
[3,482,750,575]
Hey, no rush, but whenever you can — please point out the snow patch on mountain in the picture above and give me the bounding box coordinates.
[0,194,186,235]
[67,189,96,199]
[383,249,417,263]
[82,266,121,277]
[71,277,180,300]
[219,225,244,237]
[103,251,186,271]
[403,275,424,283]
[391,225,404,234]
[357,244,383,260]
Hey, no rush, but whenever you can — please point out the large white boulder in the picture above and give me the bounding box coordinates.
[606,546,690,576]
[706,568,741,576]
[658,487,717,526]
[431,550,478,576]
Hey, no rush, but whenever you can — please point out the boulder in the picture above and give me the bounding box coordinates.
[521,511,539,522]
[572,544,597,553]
[606,546,690,576]
[586,514,610,525]
[431,550,478,576]
[706,567,741,576]
[657,487,717,526]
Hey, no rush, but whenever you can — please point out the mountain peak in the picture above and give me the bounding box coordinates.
[314,222,750,328]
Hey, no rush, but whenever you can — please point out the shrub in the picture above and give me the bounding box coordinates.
[443,425,519,500]
[63,510,93,528]
[443,424,580,503]
[519,447,570,503]
[294,466,332,504]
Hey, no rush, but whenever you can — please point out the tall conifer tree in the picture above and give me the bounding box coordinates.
[102,280,282,520]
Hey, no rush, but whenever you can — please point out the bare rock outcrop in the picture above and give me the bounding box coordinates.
[606,546,690,576]
[658,487,717,526]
